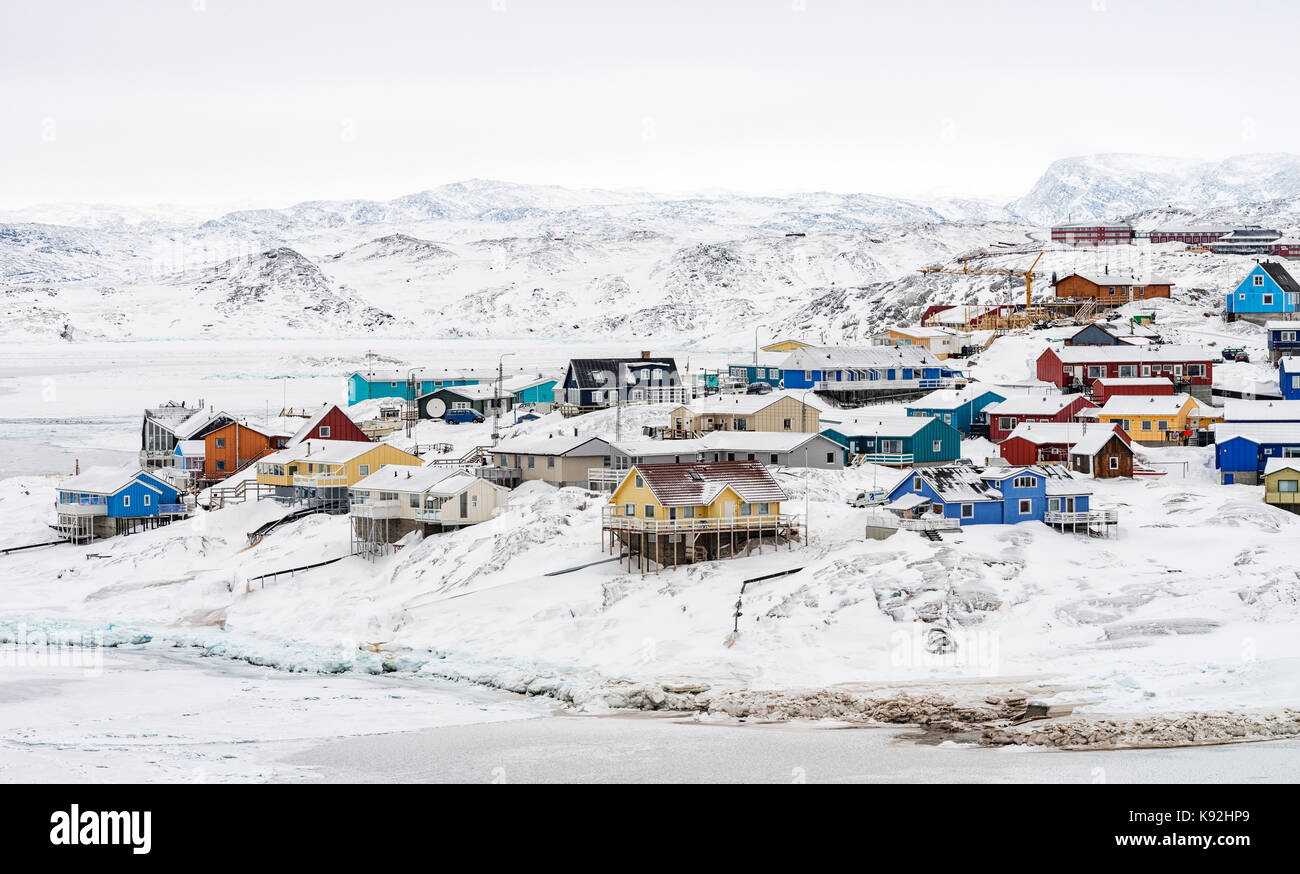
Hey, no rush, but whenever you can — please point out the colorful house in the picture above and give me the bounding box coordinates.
[289,404,371,444]
[983,394,1097,442]
[1265,321,1300,364]
[1036,346,1213,401]
[779,346,959,401]
[416,384,514,420]
[668,392,822,436]
[601,461,797,571]
[347,369,491,404]
[1091,376,1174,404]
[1214,422,1300,484]
[821,415,960,466]
[140,403,234,469]
[55,467,187,543]
[1262,458,1300,514]
[202,421,292,483]
[870,326,972,359]
[255,440,423,511]
[1095,394,1201,445]
[998,422,1129,466]
[760,338,812,354]
[348,465,510,552]
[725,354,787,388]
[1050,272,1173,301]
[1280,358,1300,400]
[506,374,560,410]
[173,440,206,483]
[1225,262,1300,316]
[558,354,686,415]
[1067,429,1135,479]
[905,386,1006,434]
[879,465,1104,531]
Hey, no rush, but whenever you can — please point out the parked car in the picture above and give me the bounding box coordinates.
[745,382,774,395]
[444,409,485,424]
[850,489,889,508]
[1221,348,1250,363]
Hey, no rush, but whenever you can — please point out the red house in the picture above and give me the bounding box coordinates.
[998,421,1130,466]
[983,394,1098,442]
[1036,345,1213,390]
[1091,377,1174,404]
[288,404,371,445]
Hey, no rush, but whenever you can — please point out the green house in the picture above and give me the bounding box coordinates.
[821,415,962,466]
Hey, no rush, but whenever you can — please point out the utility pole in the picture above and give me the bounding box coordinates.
[615,362,624,443]
[494,353,513,445]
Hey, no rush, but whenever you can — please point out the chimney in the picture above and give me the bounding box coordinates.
[641,350,650,360]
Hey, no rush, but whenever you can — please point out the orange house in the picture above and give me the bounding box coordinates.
[203,421,292,482]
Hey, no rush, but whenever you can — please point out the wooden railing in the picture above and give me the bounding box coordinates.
[1045,509,1118,525]
[601,508,796,534]
[863,510,960,532]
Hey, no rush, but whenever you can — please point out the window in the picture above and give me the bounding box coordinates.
[961,503,973,519]
[547,456,555,468]
[319,426,331,437]
[1187,364,1205,377]
[1254,274,1265,286]
[143,494,151,506]
[735,418,748,430]
[635,475,643,488]
[740,503,752,516]
[772,454,781,464]
[1012,476,1036,488]
[410,494,419,508]
[932,440,942,452]
[913,476,923,492]
[1157,420,1168,432]
[681,507,695,518]
[644,505,655,519]
[624,503,635,516]
[123,495,130,508]
[1109,456,1119,470]
[1117,365,1137,378]
[527,456,535,469]
[358,464,370,476]
[1283,331,1297,342]
[999,417,1015,431]
[826,452,834,463]
[782,418,793,430]
[216,460,226,471]
[1048,498,1060,513]
[1279,480,1299,493]
[1087,365,1105,379]
[1264,294,1274,306]
[1018,499,1031,514]
[882,439,903,455]
[1141,421,1153,431]
[215,438,226,448]
[756,503,770,514]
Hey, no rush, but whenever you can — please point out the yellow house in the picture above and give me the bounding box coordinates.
[760,338,811,353]
[1263,459,1300,514]
[255,439,422,508]
[1095,394,1200,445]
[602,460,797,572]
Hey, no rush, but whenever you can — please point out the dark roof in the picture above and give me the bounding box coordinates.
[633,461,786,506]
[1261,262,1300,296]
[566,357,680,390]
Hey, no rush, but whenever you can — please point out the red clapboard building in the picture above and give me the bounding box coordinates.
[1036,345,1214,391]
[1091,377,1175,404]
[982,394,1098,442]
[998,421,1131,466]
[288,404,371,445]
[1050,222,1134,247]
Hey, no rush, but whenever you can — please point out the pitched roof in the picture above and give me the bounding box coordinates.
[1264,458,1300,477]
[826,415,936,438]
[697,431,839,453]
[1093,376,1174,387]
[1097,394,1196,416]
[1281,358,1300,375]
[351,464,489,495]
[1048,344,1211,364]
[780,345,942,371]
[1068,429,1129,457]
[908,384,1005,409]
[1053,272,1172,287]
[676,390,816,416]
[1260,262,1300,296]
[259,439,388,466]
[1222,399,1300,421]
[984,394,1090,416]
[420,383,513,401]
[175,440,206,456]
[1003,421,1122,445]
[1213,422,1300,444]
[57,466,171,495]
[289,404,362,445]
[494,434,610,456]
[901,465,1002,503]
[565,357,680,390]
[629,461,788,507]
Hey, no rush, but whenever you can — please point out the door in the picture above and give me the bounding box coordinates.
[723,501,735,518]
[459,492,468,517]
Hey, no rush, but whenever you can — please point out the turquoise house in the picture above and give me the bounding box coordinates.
[1226,262,1300,315]
[906,387,1006,435]
[508,376,559,406]
[348,369,487,404]
[821,415,961,466]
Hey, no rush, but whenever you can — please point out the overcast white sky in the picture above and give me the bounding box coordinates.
[2,0,1296,210]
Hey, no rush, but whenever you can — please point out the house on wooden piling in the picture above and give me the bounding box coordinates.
[201,420,293,484]
[348,465,509,557]
[55,467,188,544]
[1265,321,1300,364]
[591,431,848,489]
[1279,359,1300,400]
[1051,273,1173,302]
[254,440,422,512]
[1225,262,1300,318]
[601,461,797,573]
[139,403,234,470]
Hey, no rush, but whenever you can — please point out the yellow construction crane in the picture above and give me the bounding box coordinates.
[919,252,1046,309]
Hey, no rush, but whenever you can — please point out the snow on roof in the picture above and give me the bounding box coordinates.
[908,384,1004,409]
[1068,429,1128,457]
[1097,394,1196,416]
[421,383,514,401]
[1093,376,1174,386]
[630,461,788,507]
[494,433,610,456]
[611,438,708,457]
[1281,358,1300,375]
[260,439,385,466]
[1263,458,1300,477]
[1056,272,1173,287]
[826,415,935,438]
[352,367,497,382]
[288,405,360,445]
[351,465,484,495]
[877,325,969,339]
[1213,422,1300,444]
[906,466,1002,503]
[1049,344,1210,363]
[886,492,930,511]
[699,431,837,453]
[780,345,941,371]
[56,466,167,495]
[1264,320,1300,331]
[676,390,817,416]
[1004,421,1120,445]
[1222,399,1300,421]
[984,394,1086,416]
[175,440,206,456]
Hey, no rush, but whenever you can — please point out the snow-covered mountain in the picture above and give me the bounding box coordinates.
[1009,153,1300,225]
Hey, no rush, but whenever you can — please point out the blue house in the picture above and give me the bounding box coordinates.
[1226,262,1300,316]
[906,386,1006,435]
[1214,422,1300,484]
[55,467,186,543]
[347,369,488,404]
[507,375,560,407]
[726,355,785,388]
[779,346,959,398]
[881,465,1095,527]
[1265,321,1300,363]
[822,415,961,466]
[1282,358,1300,400]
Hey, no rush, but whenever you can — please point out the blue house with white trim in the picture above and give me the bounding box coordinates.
[779,346,959,399]
[881,464,1094,527]
[1214,422,1300,484]
[1281,358,1300,400]
[1226,262,1300,315]
[905,386,1006,435]
[55,467,186,543]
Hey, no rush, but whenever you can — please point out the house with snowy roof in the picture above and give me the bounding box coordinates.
[779,345,960,401]
[1094,394,1202,445]
[1279,359,1300,401]
[491,434,614,488]
[416,383,515,421]
[602,460,797,571]
[255,439,422,511]
[139,402,235,469]
[55,467,187,544]
[1225,262,1300,318]
[821,415,961,466]
[983,393,1097,441]
[1051,272,1173,302]
[1263,458,1300,514]
[348,465,510,553]
[905,385,1006,434]
[997,421,1129,467]
[668,391,822,436]
[1214,422,1300,485]
[558,353,686,416]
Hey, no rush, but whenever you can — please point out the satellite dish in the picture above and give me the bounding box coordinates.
[426,397,447,419]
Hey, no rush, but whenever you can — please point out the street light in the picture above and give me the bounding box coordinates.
[494,353,515,446]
